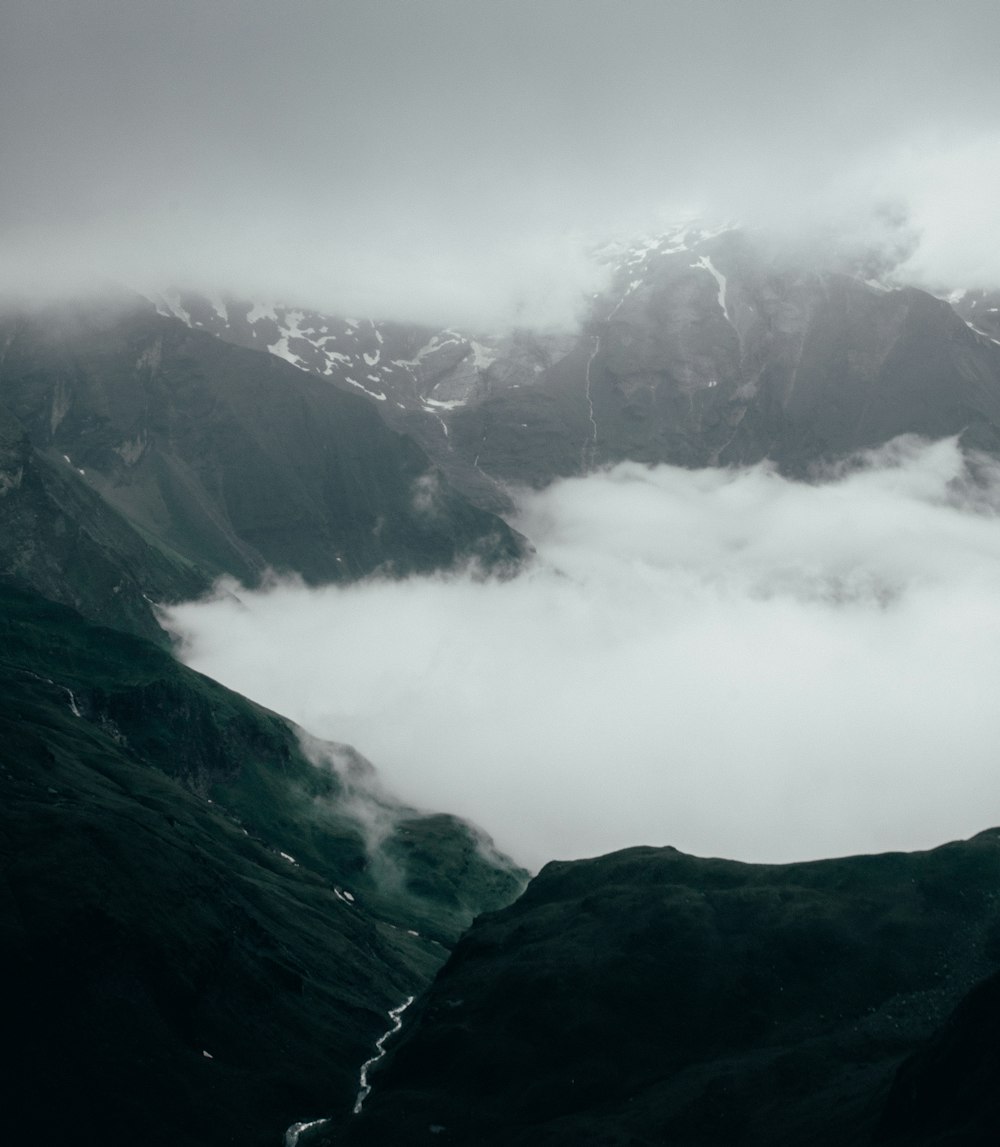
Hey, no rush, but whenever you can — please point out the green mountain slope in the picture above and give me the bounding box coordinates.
[0,582,526,1146]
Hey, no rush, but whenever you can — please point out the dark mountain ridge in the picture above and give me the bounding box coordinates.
[343,833,1000,1146]
[0,581,526,1146]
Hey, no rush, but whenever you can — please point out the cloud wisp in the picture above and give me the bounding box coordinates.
[164,437,1000,870]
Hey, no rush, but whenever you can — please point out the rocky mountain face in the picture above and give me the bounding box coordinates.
[161,227,1000,510]
[0,396,205,643]
[949,286,1000,343]
[342,834,1000,1146]
[0,292,525,641]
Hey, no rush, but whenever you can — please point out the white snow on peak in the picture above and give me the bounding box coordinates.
[207,293,229,323]
[691,254,732,324]
[267,309,310,368]
[964,320,1000,347]
[344,317,360,330]
[151,290,187,322]
[279,851,298,865]
[423,397,466,411]
[363,349,381,367]
[395,332,466,368]
[947,289,968,305]
[268,334,304,367]
[470,340,497,369]
[247,301,276,323]
[344,377,387,401]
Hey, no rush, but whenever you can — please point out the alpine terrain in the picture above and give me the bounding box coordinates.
[4,227,1000,1146]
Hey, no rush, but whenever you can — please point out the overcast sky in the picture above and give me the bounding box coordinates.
[3,0,1000,325]
[166,439,1000,870]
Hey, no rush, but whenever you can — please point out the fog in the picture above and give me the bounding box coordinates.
[164,437,1000,870]
[3,2,1000,326]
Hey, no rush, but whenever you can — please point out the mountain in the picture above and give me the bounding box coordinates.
[949,287,1000,344]
[341,833,1000,1146]
[6,237,1000,1147]
[0,580,526,1147]
[877,967,1000,1145]
[0,395,205,643]
[0,291,525,641]
[0,292,530,1145]
[158,227,1000,511]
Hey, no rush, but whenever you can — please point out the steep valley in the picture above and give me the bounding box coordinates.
[4,251,1000,1145]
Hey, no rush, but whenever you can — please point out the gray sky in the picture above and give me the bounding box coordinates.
[3,0,1000,323]
[166,439,1000,869]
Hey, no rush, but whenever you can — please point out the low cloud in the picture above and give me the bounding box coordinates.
[3,2,1000,325]
[164,437,1000,870]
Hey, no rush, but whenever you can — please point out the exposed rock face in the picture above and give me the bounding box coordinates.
[0,397,206,644]
[949,286,1000,343]
[0,293,525,638]
[341,833,1000,1146]
[162,229,1000,511]
[450,231,1000,489]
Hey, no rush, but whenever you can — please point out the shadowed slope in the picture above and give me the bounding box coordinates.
[0,583,526,1146]
[343,835,1000,1146]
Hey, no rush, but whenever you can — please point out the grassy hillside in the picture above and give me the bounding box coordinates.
[0,583,525,1146]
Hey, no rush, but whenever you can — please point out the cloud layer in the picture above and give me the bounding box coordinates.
[164,437,1000,870]
[3,2,1000,324]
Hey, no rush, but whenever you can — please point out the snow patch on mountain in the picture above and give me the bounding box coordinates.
[692,254,732,324]
[244,301,273,323]
[345,377,387,401]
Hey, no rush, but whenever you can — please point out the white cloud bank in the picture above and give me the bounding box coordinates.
[3,1,1000,324]
[164,437,1000,870]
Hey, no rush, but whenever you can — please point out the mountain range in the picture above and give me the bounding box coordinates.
[156,226,1000,510]
[3,227,1000,1145]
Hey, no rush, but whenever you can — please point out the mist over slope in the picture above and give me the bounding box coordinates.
[165,436,1000,869]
